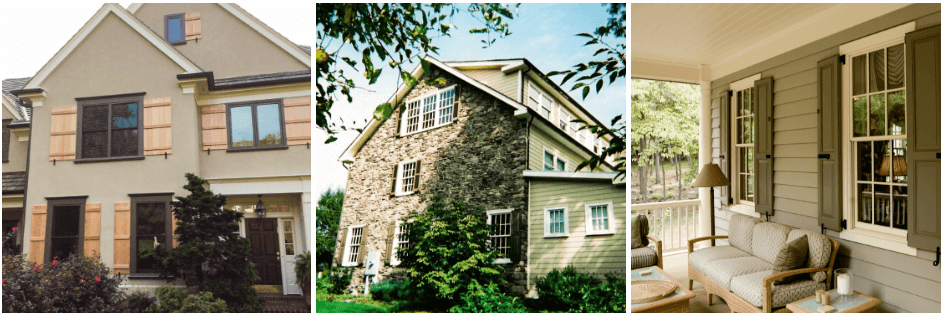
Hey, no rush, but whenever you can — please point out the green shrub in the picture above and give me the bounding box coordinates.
[650,193,663,200]
[2,252,134,313]
[144,286,227,313]
[370,279,410,302]
[316,275,332,294]
[580,273,627,312]
[121,291,157,312]
[295,251,312,287]
[666,192,675,199]
[535,266,602,312]
[325,266,354,295]
[449,281,527,313]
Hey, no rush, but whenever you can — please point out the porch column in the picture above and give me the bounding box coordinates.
[301,179,312,252]
[698,65,712,242]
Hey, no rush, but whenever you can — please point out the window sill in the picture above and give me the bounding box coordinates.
[73,156,145,164]
[494,258,511,265]
[729,204,761,218]
[543,234,569,238]
[127,273,176,280]
[838,228,917,257]
[392,192,418,198]
[585,231,616,236]
[226,145,289,153]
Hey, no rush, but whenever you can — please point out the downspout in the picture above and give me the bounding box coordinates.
[698,65,712,243]
[20,120,32,254]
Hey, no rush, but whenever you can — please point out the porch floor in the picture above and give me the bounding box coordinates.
[661,251,735,313]
[258,293,309,313]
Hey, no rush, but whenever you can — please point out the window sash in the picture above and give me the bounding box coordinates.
[488,212,512,258]
[731,87,756,206]
[545,208,567,236]
[345,226,364,265]
[398,161,418,194]
[402,86,457,136]
[544,151,555,171]
[585,202,613,234]
[79,100,142,159]
[226,100,286,149]
[391,221,410,266]
[164,13,186,45]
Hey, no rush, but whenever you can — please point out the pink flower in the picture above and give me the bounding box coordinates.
[52,260,58,265]
[80,279,84,283]
[32,265,37,270]
[2,279,5,284]
[95,277,100,282]
[11,227,16,232]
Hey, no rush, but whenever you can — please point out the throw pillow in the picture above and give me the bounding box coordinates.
[631,215,642,248]
[639,215,650,246]
[771,235,809,285]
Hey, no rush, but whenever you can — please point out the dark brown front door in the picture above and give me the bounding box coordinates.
[247,218,282,285]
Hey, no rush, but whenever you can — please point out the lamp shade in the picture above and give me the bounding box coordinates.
[692,163,730,188]
[878,156,907,176]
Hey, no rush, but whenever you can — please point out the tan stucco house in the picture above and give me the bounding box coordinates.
[334,57,627,294]
[6,3,311,296]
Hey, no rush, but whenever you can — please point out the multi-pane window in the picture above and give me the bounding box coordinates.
[578,129,586,144]
[544,152,555,170]
[558,109,570,131]
[545,207,568,237]
[530,84,553,118]
[135,203,166,272]
[421,94,437,129]
[586,202,615,235]
[438,89,455,125]
[398,160,418,194]
[344,226,363,266]
[402,86,457,135]
[734,87,755,203]
[391,221,411,266]
[164,13,185,45]
[228,100,286,149]
[850,43,907,231]
[50,205,81,261]
[79,97,142,159]
[404,100,421,133]
[543,150,566,171]
[283,220,295,256]
[488,211,512,259]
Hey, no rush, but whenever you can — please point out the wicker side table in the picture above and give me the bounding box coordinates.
[786,290,880,313]
[631,266,695,313]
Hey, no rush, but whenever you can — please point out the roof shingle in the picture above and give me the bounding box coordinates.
[2,172,27,195]
[2,77,32,119]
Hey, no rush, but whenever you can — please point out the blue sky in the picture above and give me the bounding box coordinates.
[316,3,627,198]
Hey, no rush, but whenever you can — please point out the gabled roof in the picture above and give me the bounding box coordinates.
[2,77,31,120]
[22,3,202,90]
[177,70,311,91]
[2,171,27,195]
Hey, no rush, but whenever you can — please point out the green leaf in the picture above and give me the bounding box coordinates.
[576,33,594,38]
[596,79,604,93]
[593,48,608,56]
[611,115,623,126]
[545,70,563,77]
[373,103,393,120]
[561,72,577,85]
[610,71,618,84]
[325,136,338,144]
[582,86,590,99]
[421,59,431,75]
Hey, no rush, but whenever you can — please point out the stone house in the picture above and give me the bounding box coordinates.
[7,3,311,296]
[335,57,627,294]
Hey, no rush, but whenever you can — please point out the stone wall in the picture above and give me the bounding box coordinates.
[336,65,529,292]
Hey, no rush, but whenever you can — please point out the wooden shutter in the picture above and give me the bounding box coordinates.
[754,77,774,216]
[906,26,941,251]
[28,205,47,264]
[390,164,399,196]
[357,225,369,265]
[385,221,396,264]
[414,161,422,191]
[114,202,131,274]
[172,211,179,248]
[143,97,172,156]
[284,96,311,145]
[720,90,731,205]
[84,203,101,258]
[818,55,843,232]
[396,104,404,137]
[49,105,77,161]
[201,105,227,150]
[334,227,347,267]
[185,13,201,40]
[509,211,522,263]
[3,119,10,162]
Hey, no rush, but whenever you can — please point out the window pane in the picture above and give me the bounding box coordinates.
[888,91,905,135]
[853,55,866,95]
[743,116,752,144]
[743,88,751,115]
[886,44,905,90]
[556,158,565,171]
[83,105,109,131]
[112,103,138,129]
[111,129,138,157]
[286,244,295,256]
[544,152,554,170]
[137,203,165,236]
[858,183,872,224]
[869,94,886,136]
[230,106,254,147]
[737,91,743,116]
[168,17,182,41]
[137,237,160,271]
[856,141,872,181]
[82,131,108,158]
[892,140,907,183]
[891,185,907,229]
[257,104,282,145]
[283,220,293,232]
[874,184,890,226]
[53,205,80,237]
[872,140,890,183]
[285,232,294,245]
[51,238,77,261]
[853,96,867,137]
[737,118,743,144]
[541,107,550,117]
[869,49,885,92]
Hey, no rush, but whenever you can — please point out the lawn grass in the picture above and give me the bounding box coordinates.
[316,300,388,313]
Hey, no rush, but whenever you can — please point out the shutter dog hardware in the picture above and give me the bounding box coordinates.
[934,247,940,266]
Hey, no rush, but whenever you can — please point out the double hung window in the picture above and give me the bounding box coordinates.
[558,109,571,131]
[544,206,568,237]
[227,99,287,150]
[390,220,411,266]
[543,149,567,171]
[130,194,173,274]
[735,87,755,204]
[585,201,615,235]
[342,226,364,267]
[45,197,87,263]
[486,210,512,264]
[402,85,456,135]
[395,160,420,195]
[529,84,553,118]
[77,94,144,160]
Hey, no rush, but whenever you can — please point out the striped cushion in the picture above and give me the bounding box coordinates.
[688,245,751,273]
[730,270,828,308]
[728,214,763,254]
[787,229,832,282]
[701,256,773,291]
[631,246,658,269]
[751,222,792,264]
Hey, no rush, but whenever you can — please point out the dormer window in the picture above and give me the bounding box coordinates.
[558,109,570,131]
[164,13,186,45]
[401,86,456,136]
[529,84,553,118]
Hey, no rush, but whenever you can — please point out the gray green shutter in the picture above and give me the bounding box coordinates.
[753,77,774,216]
[906,26,941,251]
[396,104,404,137]
[390,164,399,196]
[509,211,522,263]
[720,90,731,205]
[334,227,347,267]
[385,220,396,264]
[414,161,422,191]
[817,55,843,232]
[358,225,369,265]
[2,119,10,162]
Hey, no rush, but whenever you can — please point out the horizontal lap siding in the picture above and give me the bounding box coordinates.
[529,179,626,286]
[529,125,596,171]
[460,69,518,100]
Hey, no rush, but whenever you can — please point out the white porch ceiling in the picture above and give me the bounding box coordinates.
[632,3,912,82]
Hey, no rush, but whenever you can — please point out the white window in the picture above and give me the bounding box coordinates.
[396,160,419,195]
[585,201,616,235]
[486,209,513,264]
[390,220,411,266]
[544,206,569,237]
[341,225,364,267]
[558,108,571,131]
[839,22,915,255]
[543,149,567,171]
[401,85,457,135]
[530,84,553,118]
[728,73,761,214]
[577,128,586,144]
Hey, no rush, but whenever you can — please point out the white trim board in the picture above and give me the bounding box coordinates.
[2,96,25,120]
[24,3,201,89]
[729,73,762,91]
[522,170,621,180]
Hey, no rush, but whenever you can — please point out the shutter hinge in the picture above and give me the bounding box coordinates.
[839,55,846,65]
[841,219,847,229]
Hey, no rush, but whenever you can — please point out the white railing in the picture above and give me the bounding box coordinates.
[631,199,700,253]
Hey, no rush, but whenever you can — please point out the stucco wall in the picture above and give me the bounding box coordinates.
[199,143,311,180]
[3,107,29,172]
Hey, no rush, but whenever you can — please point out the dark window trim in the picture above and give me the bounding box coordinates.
[226,145,289,153]
[44,196,87,264]
[76,94,145,161]
[130,193,173,274]
[163,13,186,46]
[225,98,287,150]
[3,119,11,162]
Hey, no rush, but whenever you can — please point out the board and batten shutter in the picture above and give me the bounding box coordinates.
[185,13,201,40]
[201,105,227,150]
[29,205,47,264]
[753,77,774,216]
[385,220,396,264]
[334,227,347,266]
[357,225,369,265]
[284,96,311,145]
[143,97,172,156]
[84,203,101,257]
[49,105,77,161]
[719,90,731,205]
[509,211,522,263]
[114,202,131,274]
[905,25,941,251]
[817,55,843,232]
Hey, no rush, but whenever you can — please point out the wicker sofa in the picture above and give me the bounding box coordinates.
[687,214,840,313]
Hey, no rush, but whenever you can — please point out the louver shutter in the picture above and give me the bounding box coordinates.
[414,160,422,191]
[29,205,47,264]
[143,98,172,156]
[358,225,369,265]
[385,221,396,264]
[905,26,941,251]
[84,203,101,257]
[720,90,731,205]
[185,13,201,40]
[114,202,131,274]
[390,164,399,196]
[817,55,843,232]
[284,96,311,145]
[753,77,774,216]
[334,227,347,267]
[49,105,77,161]
[201,105,227,150]
[509,211,522,263]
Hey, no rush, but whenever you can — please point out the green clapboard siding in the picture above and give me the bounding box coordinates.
[528,123,611,172]
[528,179,626,287]
[460,68,519,100]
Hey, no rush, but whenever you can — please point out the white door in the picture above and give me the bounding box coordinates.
[280,218,302,295]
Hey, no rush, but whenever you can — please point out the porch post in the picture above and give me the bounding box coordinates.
[698,65,712,242]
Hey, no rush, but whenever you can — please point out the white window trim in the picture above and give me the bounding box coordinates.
[728,73,762,216]
[486,209,513,264]
[837,22,917,256]
[585,201,616,235]
[395,159,420,196]
[399,85,457,136]
[543,206,569,238]
[341,225,365,267]
[390,220,408,266]
[543,147,569,171]
[530,83,554,119]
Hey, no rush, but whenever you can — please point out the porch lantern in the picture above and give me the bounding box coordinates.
[692,163,730,247]
[255,195,267,218]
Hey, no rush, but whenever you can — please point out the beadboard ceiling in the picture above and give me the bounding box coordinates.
[632,3,912,81]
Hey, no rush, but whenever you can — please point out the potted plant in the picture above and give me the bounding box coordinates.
[295,251,312,309]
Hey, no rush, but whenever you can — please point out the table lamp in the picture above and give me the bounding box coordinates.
[692,163,730,247]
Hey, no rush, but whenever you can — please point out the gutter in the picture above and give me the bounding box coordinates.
[176,71,311,91]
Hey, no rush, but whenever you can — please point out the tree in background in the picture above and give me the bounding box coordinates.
[315,189,344,269]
